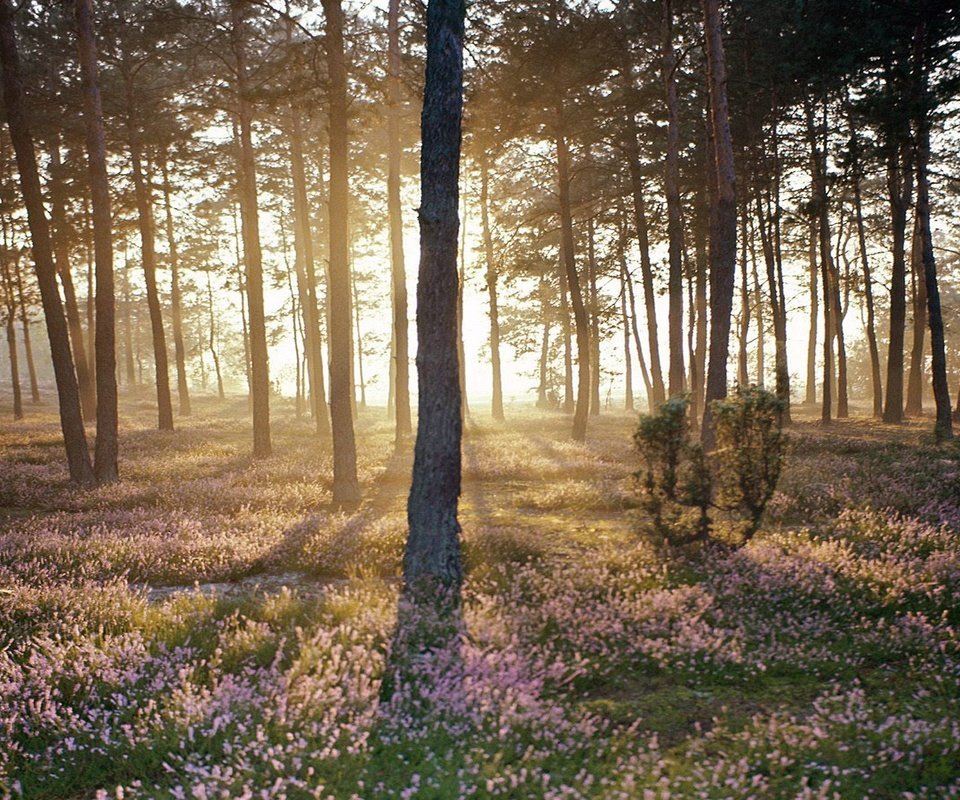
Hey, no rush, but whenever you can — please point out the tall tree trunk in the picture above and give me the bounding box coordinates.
[905,213,926,415]
[121,252,135,386]
[554,112,590,442]
[536,277,551,408]
[0,234,22,419]
[737,207,750,387]
[387,0,411,441]
[457,208,468,420]
[851,141,883,417]
[403,0,465,593]
[125,76,173,432]
[0,0,94,483]
[77,0,118,482]
[752,224,764,386]
[914,58,952,440]
[691,183,708,425]
[623,258,654,411]
[586,215,601,416]
[805,219,818,405]
[883,135,912,425]
[206,270,224,399]
[620,258,634,411]
[321,0,360,503]
[288,111,330,437]
[14,258,39,402]
[48,141,96,421]
[701,0,737,446]
[160,152,190,417]
[351,264,367,408]
[479,155,504,421]
[624,131,665,407]
[661,0,685,397]
[559,263,573,411]
[231,1,271,455]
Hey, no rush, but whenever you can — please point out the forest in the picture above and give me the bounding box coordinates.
[1,0,960,797]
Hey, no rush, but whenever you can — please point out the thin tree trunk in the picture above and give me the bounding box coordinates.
[691,183,708,425]
[701,0,737,446]
[737,206,749,387]
[122,250,135,386]
[662,0,684,397]
[559,263,573,411]
[479,155,504,421]
[852,141,883,417]
[0,0,94,483]
[160,152,191,416]
[13,258,39,402]
[554,112,590,442]
[77,0,118,482]
[48,140,96,421]
[403,0,465,593]
[321,0,360,504]
[883,135,912,425]
[232,0,270,455]
[206,270,224,399]
[620,258,634,411]
[387,0,411,441]
[587,215,601,416]
[351,264,366,408]
[905,212,926,415]
[0,232,22,419]
[125,75,173,432]
[536,277,551,408]
[914,59,952,440]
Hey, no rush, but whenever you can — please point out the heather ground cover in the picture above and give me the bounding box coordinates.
[1,397,960,799]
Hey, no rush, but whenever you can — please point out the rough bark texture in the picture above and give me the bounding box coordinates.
[48,141,95,422]
[387,0,412,442]
[125,76,173,432]
[554,114,590,442]
[915,75,952,440]
[480,156,504,421]
[288,108,330,437]
[662,0,685,398]
[701,0,737,447]
[232,0,271,456]
[883,136,911,424]
[321,0,360,504]
[404,0,466,593]
[0,0,94,484]
[160,154,190,417]
[76,0,118,483]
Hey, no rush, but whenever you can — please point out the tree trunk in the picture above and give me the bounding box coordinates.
[752,225,764,386]
[0,0,94,483]
[559,263,573,411]
[915,67,952,440]
[48,140,96,421]
[691,183,708,425]
[905,213,926,416]
[387,0,411,441]
[122,253,136,387]
[701,0,737,446]
[662,0,685,397]
[586,215,601,416]
[125,76,173,432]
[76,0,118,482]
[404,0,465,593]
[206,270,224,400]
[14,258,39,402]
[536,277,551,408]
[620,258,634,411]
[288,111,330,437]
[883,135,912,425]
[321,0,360,504]
[160,152,190,417]
[554,112,590,442]
[479,155,504,421]
[231,1,271,455]
[852,143,883,417]
[737,207,750,388]
[0,238,22,419]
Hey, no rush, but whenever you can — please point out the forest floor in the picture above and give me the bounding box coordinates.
[1,395,959,799]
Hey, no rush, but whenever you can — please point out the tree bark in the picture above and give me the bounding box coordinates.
[554,111,590,442]
[0,230,22,419]
[0,0,94,484]
[205,270,224,399]
[14,258,39,403]
[321,0,360,503]
[701,0,737,447]
[479,155,504,421]
[76,0,118,482]
[387,0,411,441]
[586,214,601,416]
[125,75,173,432]
[661,0,685,397]
[905,213,926,415]
[620,257,634,411]
[404,0,466,593]
[48,140,95,421]
[160,152,190,417]
[231,0,271,455]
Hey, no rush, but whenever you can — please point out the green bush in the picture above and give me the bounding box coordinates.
[634,387,787,546]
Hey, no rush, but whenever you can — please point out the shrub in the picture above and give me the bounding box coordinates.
[634,387,787,546]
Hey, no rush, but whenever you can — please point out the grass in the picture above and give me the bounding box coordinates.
[0,394,959,798]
